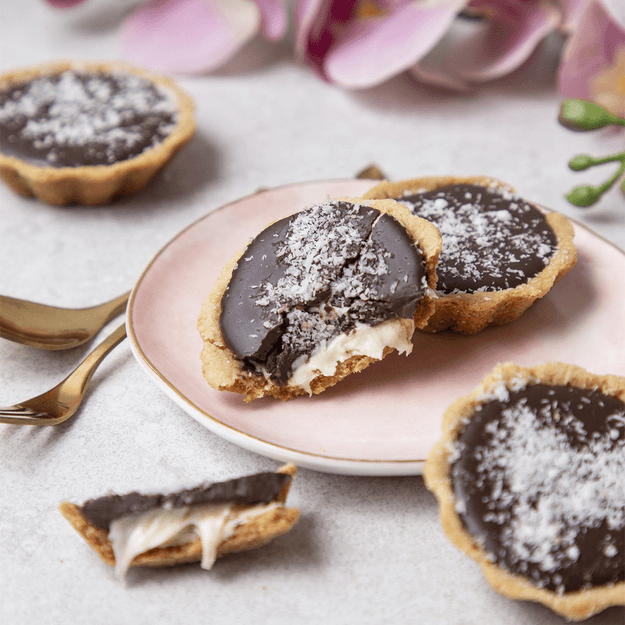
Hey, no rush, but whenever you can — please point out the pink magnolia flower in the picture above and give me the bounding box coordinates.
[413,0,564,88]
[295,0,611,91]
[558,0,625,117]
[46,0,288,74]
[295,0,468,88]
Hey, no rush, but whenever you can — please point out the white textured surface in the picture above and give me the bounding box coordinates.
[0,1,624,624]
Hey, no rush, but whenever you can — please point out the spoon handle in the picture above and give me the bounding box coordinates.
[70,323,128,398]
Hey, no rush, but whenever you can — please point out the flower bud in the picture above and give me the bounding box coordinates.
[558,99,620,132]
[566,185,602,207]
[568,154,595,171]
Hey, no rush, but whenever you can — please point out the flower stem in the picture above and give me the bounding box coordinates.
[598,158,625,194]
[560,98,625,207]
[589,151,625,167]
[566,151,625,207]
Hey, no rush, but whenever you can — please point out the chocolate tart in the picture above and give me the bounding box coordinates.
[362,176,577,334]
[0,60,195,205]
[59,464,299,577]
[197,197,441,402]
[423,362,625,621]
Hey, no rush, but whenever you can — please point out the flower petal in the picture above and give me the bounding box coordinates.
[45,0,87,7]
[407,16,480,91]
[121,0,261,74]
[253,0,288,40]
[409,61,472,91]
[295,0,327,60]
[558,0,625,102]
[559,0,591,33]
[322,1,466,88]
[588,47,625,117]
[449,0,562,82]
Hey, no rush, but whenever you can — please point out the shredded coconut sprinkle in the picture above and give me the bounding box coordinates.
[452,384,625,592]
[400,184,556,294]
[0,69,178,167]
[220,200,427,384]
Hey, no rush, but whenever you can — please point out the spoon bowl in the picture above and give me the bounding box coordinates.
[0,323,127,425]
[0,291,129,350]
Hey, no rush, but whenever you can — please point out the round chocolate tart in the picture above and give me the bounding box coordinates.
[363,176,577,334]
[197,197,441,402]
[0,61,195,205]
[423,362,625,621]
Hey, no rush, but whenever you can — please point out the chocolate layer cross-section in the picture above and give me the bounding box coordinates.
[0,70,178,168]
[220,200,428,385]
[59,464,300,577]
[398,183,556,294]
[80,471,292,531]
[198,197,441,401]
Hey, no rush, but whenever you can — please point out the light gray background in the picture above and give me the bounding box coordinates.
[1,1,624,624]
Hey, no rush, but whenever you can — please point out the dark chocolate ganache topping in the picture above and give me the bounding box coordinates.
[451,383,625,594]
[80,471,291,531]
[398,184,556,294]
[219,200,428,385]
[0,70,178,167]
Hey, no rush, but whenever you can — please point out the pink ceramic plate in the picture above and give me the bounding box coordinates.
[127,179,625,475]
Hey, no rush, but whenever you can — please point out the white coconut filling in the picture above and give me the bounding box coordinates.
[287,317,415,394]
[108,502,279,578]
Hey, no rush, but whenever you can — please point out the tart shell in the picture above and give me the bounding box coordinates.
[197,197,442,402]
[0,60,195,205]
[59,464,299,570]
[423,362,625,621]
[362,176,577,334]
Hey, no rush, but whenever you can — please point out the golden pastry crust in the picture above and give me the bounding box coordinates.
[423,362,625,621]
[197,197,442,402]
[0,60,195,205]
[59,464,300,570]
[362,176,577,334]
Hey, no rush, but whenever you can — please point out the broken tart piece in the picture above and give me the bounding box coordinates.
[198,197,441,402]
[0,60,195,205]
[362,176,577,333]
[59,464,299,579]
[423,362,625,621]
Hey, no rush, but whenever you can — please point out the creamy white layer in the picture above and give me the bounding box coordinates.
[287,317,415,394]
[108,502,279,578]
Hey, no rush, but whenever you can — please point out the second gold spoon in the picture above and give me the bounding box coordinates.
[0,291,130,350]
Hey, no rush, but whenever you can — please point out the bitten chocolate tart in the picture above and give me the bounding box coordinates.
[423,362,625,621]
[59,464,299,579]
[362,176,577,334]
[197,197,441,402]
[0,60,195,205]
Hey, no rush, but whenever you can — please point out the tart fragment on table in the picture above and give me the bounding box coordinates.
[197,196,441,402]
[0,60,195,205]
[423,362,625,621]
[59,464,299,579]
[362,176,577,334]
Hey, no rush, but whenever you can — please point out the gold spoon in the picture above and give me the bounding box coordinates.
[0,291,129,350]
[0,323,127,425]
